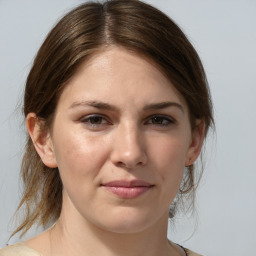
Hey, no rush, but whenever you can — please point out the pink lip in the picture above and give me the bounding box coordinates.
[101,180,154,199]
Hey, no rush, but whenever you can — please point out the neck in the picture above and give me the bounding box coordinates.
[50,208,174,256]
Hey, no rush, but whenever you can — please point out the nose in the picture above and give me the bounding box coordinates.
[110,123,147,169]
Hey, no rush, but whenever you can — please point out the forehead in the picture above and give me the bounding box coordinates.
[58,46,188,111]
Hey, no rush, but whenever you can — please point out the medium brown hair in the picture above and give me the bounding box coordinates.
[13,0,214,237]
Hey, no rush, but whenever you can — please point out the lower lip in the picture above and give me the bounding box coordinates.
[103,186,152,199]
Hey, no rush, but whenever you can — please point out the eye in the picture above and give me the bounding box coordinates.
[80,115,110,127]
[146,115,175,126]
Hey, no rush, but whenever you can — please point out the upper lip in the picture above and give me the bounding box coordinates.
[102,180,153,187]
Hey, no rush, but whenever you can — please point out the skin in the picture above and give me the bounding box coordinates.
[26,47,204,256]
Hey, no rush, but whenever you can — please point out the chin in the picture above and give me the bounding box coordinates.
[92,206,164,234]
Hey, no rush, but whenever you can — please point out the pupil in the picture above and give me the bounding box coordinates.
[153,117,162,124]
[91,117,101,124]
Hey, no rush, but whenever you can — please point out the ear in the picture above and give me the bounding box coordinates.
[185,120,205,167]
[26,113,58,168]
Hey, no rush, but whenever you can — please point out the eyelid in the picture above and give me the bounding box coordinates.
[145,114,176,125]
[80,114,111,125]
[78,113,176,127]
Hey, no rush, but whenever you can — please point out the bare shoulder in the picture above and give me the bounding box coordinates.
[0,243,41,256]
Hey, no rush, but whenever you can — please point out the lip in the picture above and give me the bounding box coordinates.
[101,180,154,199]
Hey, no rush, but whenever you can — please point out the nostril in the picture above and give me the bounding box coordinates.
[116,160,145,169]
[117,161,125,167]
[116,161,134,168]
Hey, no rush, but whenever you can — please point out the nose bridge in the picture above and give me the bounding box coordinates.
[111,121,147,168]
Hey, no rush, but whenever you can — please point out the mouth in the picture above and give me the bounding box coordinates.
[101,180,154,199]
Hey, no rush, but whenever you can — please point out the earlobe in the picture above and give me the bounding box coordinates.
[185,120,205,166]
[26,113,58,168]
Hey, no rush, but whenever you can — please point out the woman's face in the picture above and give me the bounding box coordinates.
[36,47,203,233]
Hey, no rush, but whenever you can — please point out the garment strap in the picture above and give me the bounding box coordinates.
[177,244,188,256]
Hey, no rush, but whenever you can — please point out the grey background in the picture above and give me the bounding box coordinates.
[0,0,256,255]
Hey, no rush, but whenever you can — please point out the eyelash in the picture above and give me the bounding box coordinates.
[80,115,110,127]
[79,114,175,128]
[145,115,175,126]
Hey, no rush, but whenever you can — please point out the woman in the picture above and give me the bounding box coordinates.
[0,0,213,255]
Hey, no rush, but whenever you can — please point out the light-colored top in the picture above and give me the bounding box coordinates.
[0,243,203,256]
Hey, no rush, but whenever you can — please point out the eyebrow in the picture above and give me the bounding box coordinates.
[143,101,184,113]
[69,100,183,113]
[69,100,118,111]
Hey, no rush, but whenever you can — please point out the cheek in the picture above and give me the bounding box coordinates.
[151,135,189,169]
[149,135,189,189]
[52,128,110,184]
[52,131,112,215]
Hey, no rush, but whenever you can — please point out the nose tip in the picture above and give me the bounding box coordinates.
[115,152,147,169]
[110,126,147,169]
